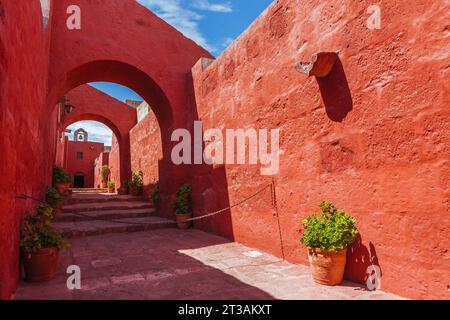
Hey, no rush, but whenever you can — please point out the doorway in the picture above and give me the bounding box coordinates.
[74,174,85,188]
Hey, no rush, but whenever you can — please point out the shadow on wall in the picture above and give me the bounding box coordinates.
[345,234,382,286]
[317,58,353,122]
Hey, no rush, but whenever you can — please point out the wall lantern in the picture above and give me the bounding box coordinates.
[60,96,74,114]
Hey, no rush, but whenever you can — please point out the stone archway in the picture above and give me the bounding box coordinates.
[60,84,135,189]
[46,0,214,216]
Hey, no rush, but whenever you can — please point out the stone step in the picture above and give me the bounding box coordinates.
[71,188,109,193]
[53,216,176,238]
[54,208,158,223]
[65,194,144,205]
[61,201,154,213]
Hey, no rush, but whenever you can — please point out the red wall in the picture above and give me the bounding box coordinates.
[109,136,121,188]
[129,111,162,196]
[94,152,110,188]
[189,0,449,299]
[65,141,105,188]
[0,1,56,299]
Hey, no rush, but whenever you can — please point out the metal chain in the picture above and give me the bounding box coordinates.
[65,183,273,226]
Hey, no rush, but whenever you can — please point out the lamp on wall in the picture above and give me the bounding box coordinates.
[60,96,74,114]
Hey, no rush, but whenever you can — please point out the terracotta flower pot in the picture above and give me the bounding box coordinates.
[176,213,193,230]
[101,182,108,189]
[308,248,347,286]
[22,248,59,282]
[55,183,70,194]
[108,188,115,193]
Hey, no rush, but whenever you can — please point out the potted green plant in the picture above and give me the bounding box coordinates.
[171,183,193,230]
[52,165,71,194]
[150,182,160,211]
[300,201,359,286]
[101,165,110,189]
[129,170,143,196]
[20,203,70,282]
[108,181,116,193]
[45,187,64,214]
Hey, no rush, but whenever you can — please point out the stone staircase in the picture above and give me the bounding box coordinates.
[53,191,176,238]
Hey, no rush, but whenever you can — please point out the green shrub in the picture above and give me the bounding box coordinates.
[171,184,192,215]
[101,165,110,182]
[108,181,115,189]
[52,165,71,185]
[45,187,63,207]
[130,170,143,189]
[20,203,69,252]
[150,183,160,202]
[300,201,359,252]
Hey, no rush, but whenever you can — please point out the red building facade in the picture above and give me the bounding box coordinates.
[65,140,105,188]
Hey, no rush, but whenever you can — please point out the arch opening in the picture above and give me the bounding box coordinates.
[50,61,169,193]
[59,117,122,191]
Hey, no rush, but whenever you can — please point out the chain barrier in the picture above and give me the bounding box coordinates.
[16,183,274,226]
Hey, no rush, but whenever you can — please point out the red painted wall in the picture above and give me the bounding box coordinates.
[94,152,110,188]
[109,136,121,188]
[0,1,56,299]
[129,111,162,196]
[189,0,449,299]
[65,141,105,188]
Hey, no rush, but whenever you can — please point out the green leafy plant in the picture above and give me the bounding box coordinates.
[101,165,110,182]
[300,201,359,252]
[130,170,144,189]
[45,187,63,207]
[52,165,71,185]
[20,203,69,253]
[108,181,115,189]
[150,183,160,203]
[171,184,192,215]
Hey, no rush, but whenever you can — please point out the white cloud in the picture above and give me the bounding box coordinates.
[222,37,234,48]
[136,0,233,53]
[67,121,113,146]
[192,0,233,13]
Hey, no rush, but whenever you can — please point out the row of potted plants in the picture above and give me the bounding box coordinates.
[33,165,359,287]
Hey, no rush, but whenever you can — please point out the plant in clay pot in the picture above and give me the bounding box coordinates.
[52,165,71,194]
[108,181,116,193]
[20,203,70,282]
[101,165,110,189]
[300,201,359,286]
[171,183,193,230]
[129,170,143,196]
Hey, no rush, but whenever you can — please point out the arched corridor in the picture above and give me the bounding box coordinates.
[1,0,448,301]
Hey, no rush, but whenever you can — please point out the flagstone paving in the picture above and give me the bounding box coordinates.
[13,229,403,300]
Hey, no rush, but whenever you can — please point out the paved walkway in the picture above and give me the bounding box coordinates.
[14,229,401,300]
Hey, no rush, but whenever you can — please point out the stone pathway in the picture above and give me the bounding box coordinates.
[14,229,402,300]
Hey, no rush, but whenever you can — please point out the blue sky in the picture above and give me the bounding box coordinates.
[70,0,273,145]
